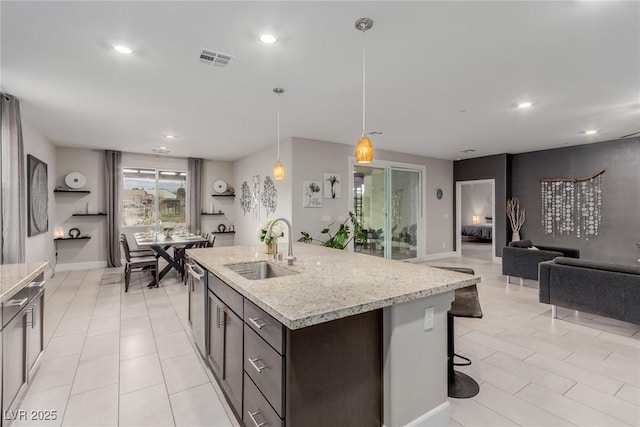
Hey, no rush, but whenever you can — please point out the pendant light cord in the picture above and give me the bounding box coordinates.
[277,92,281,161]
[362,28,366,136]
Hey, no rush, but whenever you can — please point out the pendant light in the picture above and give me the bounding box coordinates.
[272,87,285,180]
[355,18,374,164]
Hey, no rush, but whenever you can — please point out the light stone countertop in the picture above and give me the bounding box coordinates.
[187,243,480,330]
[0,262,48,303]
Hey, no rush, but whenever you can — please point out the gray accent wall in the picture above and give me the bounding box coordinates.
[454,154,512,257]
[512,137,640,264]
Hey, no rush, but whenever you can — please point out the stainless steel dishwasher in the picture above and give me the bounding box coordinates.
[187,262,207,358]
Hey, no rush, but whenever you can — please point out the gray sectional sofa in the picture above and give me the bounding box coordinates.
[539,257,640,325]
[502,240,580,283]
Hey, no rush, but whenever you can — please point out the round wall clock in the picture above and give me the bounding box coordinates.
[435,188,444,200]
[214,180,228,194]
[65,172,87,189]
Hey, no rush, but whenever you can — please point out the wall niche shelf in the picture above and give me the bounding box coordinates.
[54,236,91,241]
[72,213,107,217]
[211,194,235,197]
[202,212,225,216]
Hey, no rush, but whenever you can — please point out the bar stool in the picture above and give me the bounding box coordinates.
[433,266,482,399]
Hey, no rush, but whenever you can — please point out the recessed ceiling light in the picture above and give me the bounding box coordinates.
[159,146,168,150]
[517,102,533,109]
[164,135,176,139]
[259,34,278,44]
[584,130,598,135]
[113,45,133,54]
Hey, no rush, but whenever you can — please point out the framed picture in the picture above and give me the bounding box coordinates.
[27,154,49,236]
[303,180,322,208]
[323,173,341,199]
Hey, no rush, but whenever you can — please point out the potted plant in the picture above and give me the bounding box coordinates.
[298,211,366,250]
[257,220,285,254]
[163,225,174,238]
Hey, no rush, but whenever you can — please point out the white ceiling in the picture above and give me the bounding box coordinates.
[2,1,639,161]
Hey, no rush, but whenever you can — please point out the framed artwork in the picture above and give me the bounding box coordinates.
[27,154,49,236]
[303,180,322,208]
[323,173,341,199]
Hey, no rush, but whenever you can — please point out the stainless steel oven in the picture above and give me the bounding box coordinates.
[187,262,207,358]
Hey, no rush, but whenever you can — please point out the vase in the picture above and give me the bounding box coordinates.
[512,231,521,242]
[265,241,277,254]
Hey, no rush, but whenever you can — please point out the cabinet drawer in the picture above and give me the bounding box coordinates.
[243,373,283,427]
[244,299,284,354]
[208,272,243,317]
[244,325,284,417]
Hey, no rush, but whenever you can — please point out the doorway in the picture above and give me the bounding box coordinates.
[352,162,423,261]
[455,179,496,262]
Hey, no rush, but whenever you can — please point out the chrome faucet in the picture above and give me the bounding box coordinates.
[266,218,296,266]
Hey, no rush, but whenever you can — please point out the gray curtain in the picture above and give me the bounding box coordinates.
[188,157,203,234]
[1,93,26,264]
[105,150,122,267]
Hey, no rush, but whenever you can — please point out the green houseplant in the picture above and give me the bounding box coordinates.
[298,211,366,250]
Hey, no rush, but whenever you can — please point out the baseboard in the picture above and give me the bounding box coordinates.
[56,260,108,271]
[403,401,450,427]
[421,251,457,261]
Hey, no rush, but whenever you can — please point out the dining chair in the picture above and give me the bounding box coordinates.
[120,233,155,258]
[120,235,159,292]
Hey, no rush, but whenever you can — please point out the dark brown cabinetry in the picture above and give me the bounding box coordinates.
[207,274,243,416]
[204,271,382,427]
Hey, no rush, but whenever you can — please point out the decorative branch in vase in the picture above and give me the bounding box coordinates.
[507,198,525,241]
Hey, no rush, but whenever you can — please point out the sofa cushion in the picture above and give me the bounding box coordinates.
[553,257,640,276]
[509,239,532,248]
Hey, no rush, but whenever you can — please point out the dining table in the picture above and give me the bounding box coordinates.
[134,232,207,287]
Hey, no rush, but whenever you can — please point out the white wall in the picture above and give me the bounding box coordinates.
[55,147,105,267]
[232,139,293,246]
[23,121,56,270]
[290,138,454,257]
[460,182,492,225]
[201,159,235,244]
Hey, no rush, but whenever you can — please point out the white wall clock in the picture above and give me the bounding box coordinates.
[214,180,228,194]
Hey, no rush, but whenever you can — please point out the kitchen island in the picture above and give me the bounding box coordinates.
[188,243,479,427]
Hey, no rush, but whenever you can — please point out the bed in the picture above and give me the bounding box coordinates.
[461,224,492,240]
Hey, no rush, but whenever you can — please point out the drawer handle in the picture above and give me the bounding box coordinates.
[247,410,266,427]
[6,297,28,307]
[248,357,266,373]
[28,281,45,288]
[248,317,266,329]
[218,307,226,327]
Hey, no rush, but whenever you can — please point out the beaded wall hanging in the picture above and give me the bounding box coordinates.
[540,170,604,239]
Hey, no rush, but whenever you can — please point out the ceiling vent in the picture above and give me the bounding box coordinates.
[198,48,234,68]
[460,149,476,153]
[152,147,170,155]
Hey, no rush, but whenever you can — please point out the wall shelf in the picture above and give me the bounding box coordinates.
[54,189,91,194]
[72,213,107,217]
[54,236,91,241]
[202,212,225,216]
[211,194,235,197]
[213,231,235,234]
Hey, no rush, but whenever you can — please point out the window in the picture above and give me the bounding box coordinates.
[122,168,187,226]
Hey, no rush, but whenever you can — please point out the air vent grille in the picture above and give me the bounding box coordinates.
[199,49,234,68]
[152,148,170,155]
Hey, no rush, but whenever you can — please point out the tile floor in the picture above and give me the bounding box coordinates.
[12,257,640,426]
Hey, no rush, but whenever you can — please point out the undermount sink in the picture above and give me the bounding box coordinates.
[225,261,298,280]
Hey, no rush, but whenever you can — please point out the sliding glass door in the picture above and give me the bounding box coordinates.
[353,164,422,260]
